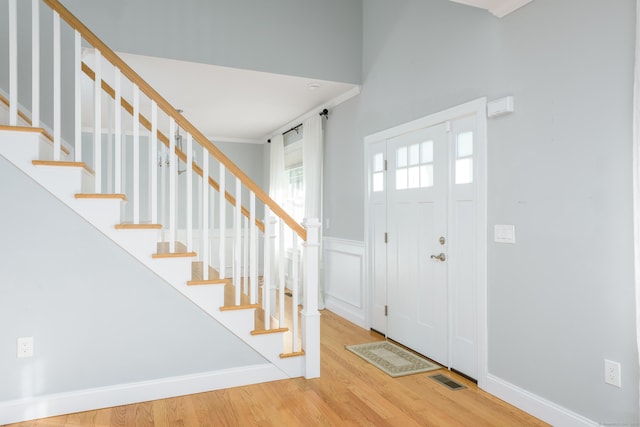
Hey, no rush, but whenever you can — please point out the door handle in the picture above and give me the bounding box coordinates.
[430,253,446,262]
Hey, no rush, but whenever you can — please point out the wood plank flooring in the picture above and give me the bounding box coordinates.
[6,310,548,426]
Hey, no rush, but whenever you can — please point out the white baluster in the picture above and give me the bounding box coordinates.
[250,192,257,304]
[32,0,40,128]
[93,49,101,191]
[106,107,113,194]
[302,218,321,378]
[243,216,249,295]
[292,232,299,353]
[234,177,241,304]
[150,102,158,224]
[114,69,122,194]
[73,30,81,161]
[263,209,273,328]
[219,164,226,279]
[8,0,17,127]
[132,84,140,222]
[53,11,61,161]
[202,149,209,281]
[169,118,177,252]
[186,133,193,252]
[210,168,215,275]
[160,144,167,240]
[279,220,285,328]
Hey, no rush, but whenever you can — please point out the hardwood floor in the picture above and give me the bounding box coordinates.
[6,310,548,427]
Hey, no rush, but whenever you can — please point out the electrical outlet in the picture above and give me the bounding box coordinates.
[604,359,621,387]
[17,337,34,358]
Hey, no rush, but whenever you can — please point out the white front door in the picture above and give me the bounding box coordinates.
[367,106,484,380]
[387,123,449,364]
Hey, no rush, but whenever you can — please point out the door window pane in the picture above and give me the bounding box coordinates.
[396,169,408,190]
[373,153,384,172]
[455,131,473,184]
[421,141,433,163]
[420,164,433,187]
[455,158,473,184]
[409,143,420,166]
[397,146,407,168]
[373,172,384,192]
[457,132,473,158]
[408,166,420,188]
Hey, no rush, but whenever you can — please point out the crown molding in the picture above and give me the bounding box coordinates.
[448,0,534,18]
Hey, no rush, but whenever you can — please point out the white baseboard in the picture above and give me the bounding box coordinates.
[483,373,598,427]
[323,237,367,328]
[0,363,286,425]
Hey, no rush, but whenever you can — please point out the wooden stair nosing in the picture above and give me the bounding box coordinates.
[0,124,46,135]
[219,304,260,312]
[75,193,127,201]
[187,279,229,286]
[32,160,95,175]
[152,252,197,259]
[115,223,162,230]
[251,327,289,336]
[280,350,305,359]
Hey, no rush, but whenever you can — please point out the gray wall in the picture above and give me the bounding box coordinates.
[60,0,362,85]
[0,156,265,401]
[323,0,637,423]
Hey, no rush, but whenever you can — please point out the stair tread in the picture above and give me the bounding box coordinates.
[220,304,261,311]
[76,193,127,201]
[115,223,162,229]
[280,350,305,358]
[152,251,197,259]
[32,160,94,175]
[251,327,289,335]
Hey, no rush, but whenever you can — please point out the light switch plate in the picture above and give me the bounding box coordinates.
[494,224,516,244]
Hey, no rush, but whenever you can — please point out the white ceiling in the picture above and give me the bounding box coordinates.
[84,51,359,144]
[447,0,534,17]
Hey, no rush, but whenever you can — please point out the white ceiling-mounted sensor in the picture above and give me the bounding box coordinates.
[487,96,514,118]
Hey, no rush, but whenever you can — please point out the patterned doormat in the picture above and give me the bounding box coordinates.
[345,341,441,377]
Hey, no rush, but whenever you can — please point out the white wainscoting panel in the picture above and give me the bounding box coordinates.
[323,238,366,328]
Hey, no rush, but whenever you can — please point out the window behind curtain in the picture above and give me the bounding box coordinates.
[284,132,304,224]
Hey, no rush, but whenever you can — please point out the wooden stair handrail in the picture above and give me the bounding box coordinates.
[81,62,265,233]
[43,0,306,241]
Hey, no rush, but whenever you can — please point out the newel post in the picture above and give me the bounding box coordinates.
[302,218,321,379]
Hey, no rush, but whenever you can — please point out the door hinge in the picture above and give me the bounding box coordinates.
[384,232,388,243]
[385,305,388,316]
[384,159,388,171]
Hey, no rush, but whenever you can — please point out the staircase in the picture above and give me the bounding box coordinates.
[0,0,320,422]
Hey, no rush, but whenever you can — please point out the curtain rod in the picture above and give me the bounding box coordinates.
[268,109,329,143]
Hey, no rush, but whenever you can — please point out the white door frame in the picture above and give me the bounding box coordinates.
[363,97,488,388]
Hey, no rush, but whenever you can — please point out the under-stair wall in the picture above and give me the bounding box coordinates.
[0,154,286,423]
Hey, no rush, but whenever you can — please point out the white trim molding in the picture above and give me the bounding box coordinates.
[323,237,367,328]
[0,364,286,425]
[448,0,534,18]
[484,374,599,426]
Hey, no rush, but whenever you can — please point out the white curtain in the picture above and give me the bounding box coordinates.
[269,134,286,288]
[269,134,286,206]
[633,0,640,415]
[303,115,325,309]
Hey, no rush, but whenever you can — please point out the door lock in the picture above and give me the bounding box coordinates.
[439,236,446,245]
[430,253,446,262]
